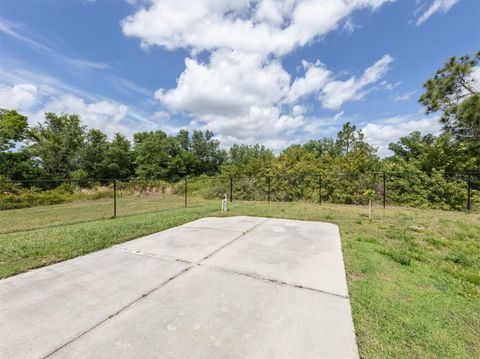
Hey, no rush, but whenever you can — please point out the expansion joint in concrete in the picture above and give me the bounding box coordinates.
[43,220,270,358]
[42,263,195,358]
[200,218,270,261]
[205,264,350,300]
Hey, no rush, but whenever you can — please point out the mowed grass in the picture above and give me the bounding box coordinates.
[0,203,220,278]
[0,200,479,358]
[0,193,213,233]
[220,202,480,359]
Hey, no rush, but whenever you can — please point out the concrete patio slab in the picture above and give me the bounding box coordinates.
[180,215,266,233]
[0,249,187,359]
[115,226,244,262]
[204,218,349,297]
[51,265,358,359]
[0,216,358,359]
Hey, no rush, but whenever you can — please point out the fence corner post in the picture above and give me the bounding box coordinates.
[113,179,117,219]
[229,176,233,203]
[184,177,188,208]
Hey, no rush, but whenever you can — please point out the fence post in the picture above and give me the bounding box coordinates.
[467,174,471,212]
[318,175,322,205]
[184,177,188,208]
[113,179,117,219]
[383,172,386,209]
[267,176,271,204]
[229,176,233,202]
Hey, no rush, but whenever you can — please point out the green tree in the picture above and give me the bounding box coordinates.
[27,113,85,179]
[133,130,182,180]
[386,131,470,173]
[387,131,458,173]
[191,129,226,176]
[384,131,473,210]
[222,144,274,177]
[303,138,339,158]
[0,109,28,151]
[329,122,379,173]
[419,51,480,141]
[272,145,322,201]
[388,131,432,161]
[78,129,110,179]
[0,109,34,180]
[174,129,198,177]
[176,129,190,152]
[335,122,357,155]
[105,133,134,179]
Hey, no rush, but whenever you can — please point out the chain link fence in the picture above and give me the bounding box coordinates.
[1,172,478,234]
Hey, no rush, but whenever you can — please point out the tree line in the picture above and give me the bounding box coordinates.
[0,111,227,182]
[0,52,478,210]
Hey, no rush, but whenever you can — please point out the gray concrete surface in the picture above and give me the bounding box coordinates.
[0,216,358,359]
[204,218,349,297]
[115,226,242,262]
[180,215,266,232]
[0,249,188,359]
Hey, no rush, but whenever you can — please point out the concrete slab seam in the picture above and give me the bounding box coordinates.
[180,225,244,233]
[39,217,352,357]
[113,248,194,267]
[41,264,195,359]
[204,264,350,300]
[110,247,349,300]
[41,219,268,357]
[200,218,271,261]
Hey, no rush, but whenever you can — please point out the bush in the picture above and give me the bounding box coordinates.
[0,176,23,195]
[176,175,229,200]
[118,179,171,196]
[0,186,74,209]
[386,171,468,211]
[0,180,113,210]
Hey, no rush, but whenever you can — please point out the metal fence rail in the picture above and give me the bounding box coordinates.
[0,172,478,234]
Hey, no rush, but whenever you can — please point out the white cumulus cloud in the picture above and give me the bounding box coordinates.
[156,50,290,118]
[122,0,393,56]
[286,60,331,103]
[123,0,396,146]
[31,95,130,137]
[0,83,39,111]
[154,48,393,147]
[319,54,393,109]
[362,115,442,157]
[0,64,160,138]
[155,49,298,147]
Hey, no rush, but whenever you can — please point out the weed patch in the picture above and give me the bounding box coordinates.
[378,249,412,266]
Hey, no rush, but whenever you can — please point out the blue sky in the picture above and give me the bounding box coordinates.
[0,0,478,155]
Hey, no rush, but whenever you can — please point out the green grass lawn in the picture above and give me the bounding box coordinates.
[1,201,479,358]
[0,193,214,233]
